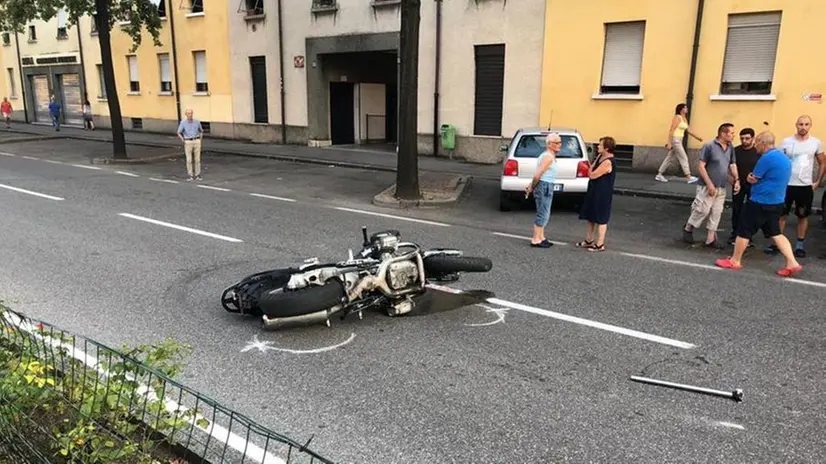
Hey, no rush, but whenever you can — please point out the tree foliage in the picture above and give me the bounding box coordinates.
[0,0,163,52]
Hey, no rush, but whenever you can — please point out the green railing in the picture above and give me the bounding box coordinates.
[0,303,335,464]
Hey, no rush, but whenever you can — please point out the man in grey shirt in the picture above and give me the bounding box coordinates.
[177,108,204,181]
[682,123,740,248]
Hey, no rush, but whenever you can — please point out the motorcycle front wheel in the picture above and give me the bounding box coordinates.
[257,280,347,318]
[423,256,493,274]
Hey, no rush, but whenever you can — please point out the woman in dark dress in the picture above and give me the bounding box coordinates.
[576,136,617,252]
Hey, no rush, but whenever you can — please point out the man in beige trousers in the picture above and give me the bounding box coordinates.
[177,108,204,181]
[682,123,740,248]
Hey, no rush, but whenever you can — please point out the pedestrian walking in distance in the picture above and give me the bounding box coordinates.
[765,115,825,258]
[682,123,739,249]
[177,108,204,181]
[1,97,12,129]
[655,103,701,184]
[716,131,803,277]
[576,136,617,252]
[525,132,560,248]
[728,127,759,246]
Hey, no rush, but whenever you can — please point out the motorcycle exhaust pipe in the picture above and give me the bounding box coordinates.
[260,309,333,331]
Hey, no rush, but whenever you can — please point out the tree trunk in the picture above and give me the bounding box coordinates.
[395,0,421,200]
[95,0,127,159]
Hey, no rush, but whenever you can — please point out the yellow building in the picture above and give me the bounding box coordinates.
[0,0,231,133]
[540,0,826,172]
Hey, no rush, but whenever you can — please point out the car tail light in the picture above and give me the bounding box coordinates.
[503,159,518,177]
[576,160,590,178]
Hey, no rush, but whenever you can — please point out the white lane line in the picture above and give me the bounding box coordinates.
[44,159,63,165]
[486,296,696,349]
[22,155,39,160]
[198,184,231,192]
[0,182,64,201]
[335,206,451,227]
[149,177,179,184]
[70,164,102,170]
[715,421,745,430]
[249,193,296,202]
[0,151,15,156]
[491,231,569,246]
[786,277,826,289]
[118,213,243,243]
[115,170,140,177]
[619,252,720,271]
[3,310,286,464]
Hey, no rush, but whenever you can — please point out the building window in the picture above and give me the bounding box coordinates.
[158,53,172,92]
[193,51,208,93]
[96,64,107,99]
[7,68,16,97]
[243,0,264,16]
[599,21,645,95]
[56,9,68,39]
[720,12,782,96]
[157,0,167,18]
[1,33,9,46]
[191,0,204,13]
[28,25,36,41]
[91,13,98,33]
[473,44,505,137]
[127,55,140,92]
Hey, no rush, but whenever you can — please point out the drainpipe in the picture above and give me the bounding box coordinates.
[432,0,442,156]
[167,0,182,122]
[276,0,287,144]
[683,0,705,149]
[76,17,88,102]
[13,30,28,123]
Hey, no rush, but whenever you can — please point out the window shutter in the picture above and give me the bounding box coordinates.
[128,56,139,80]
[721,12,781,83]
[57,9,68,27]
[601,21,645,87]
[159,54,171,81]
[194,52,207,84]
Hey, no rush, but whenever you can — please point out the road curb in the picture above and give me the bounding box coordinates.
[371,175,471,209]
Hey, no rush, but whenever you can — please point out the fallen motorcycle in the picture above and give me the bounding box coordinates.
[221,227,493,330]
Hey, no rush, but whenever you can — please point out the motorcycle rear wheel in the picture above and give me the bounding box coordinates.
[258,280,347,318]
[423,256,493,274]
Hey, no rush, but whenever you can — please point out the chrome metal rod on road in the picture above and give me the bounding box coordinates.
[630,375,744,402]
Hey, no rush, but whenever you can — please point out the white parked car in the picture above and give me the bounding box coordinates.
[498,127,593,211]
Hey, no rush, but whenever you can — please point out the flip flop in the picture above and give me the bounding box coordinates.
[715,257,743,270]
[776,265,803,277]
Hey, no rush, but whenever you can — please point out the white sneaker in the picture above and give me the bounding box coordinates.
[687,176,699,184]
[655,174,668,183]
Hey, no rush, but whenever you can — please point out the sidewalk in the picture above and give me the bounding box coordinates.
[5,123,824,207]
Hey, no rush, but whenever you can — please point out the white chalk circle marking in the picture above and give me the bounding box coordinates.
[464,304,509,327]
[241,333,356,354]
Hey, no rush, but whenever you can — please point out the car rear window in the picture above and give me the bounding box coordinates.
[513,134,584,158]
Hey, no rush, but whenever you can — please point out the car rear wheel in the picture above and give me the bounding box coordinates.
[499,191,515,211]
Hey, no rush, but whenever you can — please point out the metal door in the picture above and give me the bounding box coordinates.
[250,56,268,124]
[30,74,51,123]
[59,73,83,126]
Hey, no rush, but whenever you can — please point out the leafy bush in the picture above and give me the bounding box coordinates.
[0,302,202,463]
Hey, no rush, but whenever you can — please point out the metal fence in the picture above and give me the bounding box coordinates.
[0,303,335,464]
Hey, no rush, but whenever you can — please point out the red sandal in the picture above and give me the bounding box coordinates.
[715,257,743,270]
[776,265,803,277]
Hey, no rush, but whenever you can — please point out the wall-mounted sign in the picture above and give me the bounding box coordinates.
[293,55,305,68]
[803,93,822,103]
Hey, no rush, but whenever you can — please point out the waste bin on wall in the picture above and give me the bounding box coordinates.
[440,124,456,151]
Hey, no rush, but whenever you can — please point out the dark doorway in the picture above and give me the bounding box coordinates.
[330,82,355,145]
[385,74,397,144]
[250,56,268,124]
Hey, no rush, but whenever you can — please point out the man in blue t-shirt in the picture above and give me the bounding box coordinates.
[715,131,802,277]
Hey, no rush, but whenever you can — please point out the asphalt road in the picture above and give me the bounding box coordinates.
[1,139,825,463]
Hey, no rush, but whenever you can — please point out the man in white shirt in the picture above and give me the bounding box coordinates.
[766,115,826,258]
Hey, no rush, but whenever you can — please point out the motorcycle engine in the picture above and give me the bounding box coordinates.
[387,260,420,290]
